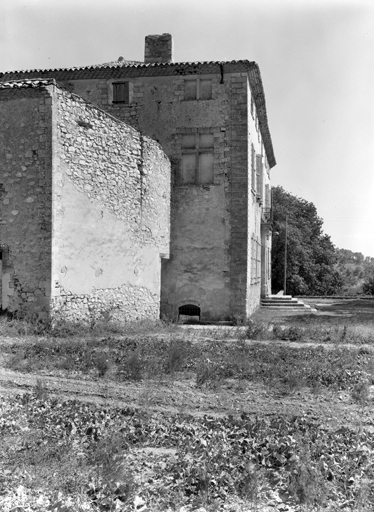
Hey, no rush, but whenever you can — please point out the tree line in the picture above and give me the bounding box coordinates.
[271,186,374,296]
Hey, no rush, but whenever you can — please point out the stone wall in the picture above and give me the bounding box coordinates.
[106,73,234,320]
[0,57,275,321]
[247,79,273,313]
[59,71,263,320]
[0,84,53,316]
[51,85,171,322]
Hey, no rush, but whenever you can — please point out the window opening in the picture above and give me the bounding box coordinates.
[251,144,256,193]
[112,82,129,104]
[256,155,263,203]
[184,78,212,100]
[181,133,214,184]
[250,236,261,286]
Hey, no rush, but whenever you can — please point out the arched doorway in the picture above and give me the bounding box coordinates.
[178,304,201,323]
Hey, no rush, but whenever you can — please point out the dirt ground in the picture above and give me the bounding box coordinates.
[0,298,373,432]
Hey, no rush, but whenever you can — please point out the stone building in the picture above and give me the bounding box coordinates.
[0,34,276,322]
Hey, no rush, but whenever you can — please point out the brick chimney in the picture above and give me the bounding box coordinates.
[144,34,173,64]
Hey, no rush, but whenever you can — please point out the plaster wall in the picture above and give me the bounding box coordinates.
[51,86,170,321]
[0,87,53,315]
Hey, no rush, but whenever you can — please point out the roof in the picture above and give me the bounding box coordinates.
[0,78,57,89]
[0,59,276,167]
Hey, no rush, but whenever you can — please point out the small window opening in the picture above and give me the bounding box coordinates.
[178,304,201,323]
[113,82,129,104]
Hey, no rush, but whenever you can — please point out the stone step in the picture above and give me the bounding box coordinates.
[261,302,307,309]
[268,294,293,299]
[261,295,316,312]
[262,298,298,304]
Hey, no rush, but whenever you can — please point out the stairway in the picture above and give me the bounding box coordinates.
[261,294,316,311]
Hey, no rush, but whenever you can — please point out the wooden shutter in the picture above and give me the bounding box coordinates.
[256,155,263,202]
[113,82,129,103]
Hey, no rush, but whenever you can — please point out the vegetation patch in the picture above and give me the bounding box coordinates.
[1,392,374,511]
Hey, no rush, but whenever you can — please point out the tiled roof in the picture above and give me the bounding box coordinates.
[0,78,57,89]
[0,60,276,167]
[0,59,252,79]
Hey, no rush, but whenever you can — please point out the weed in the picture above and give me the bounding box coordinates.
[239,463,269,510]
[351,381,371,407]
[272,325,303,341]
[245,320,268,340]
[56,353,76,371]
[34,379,49,401]
[121,350,143,381]
[94,353,112,378]
[87,432,134,508]
[196,359,224,389]
[280,372,306,395]
[287,442,327,509]
[164,339,189,375]
[340,325,348,342]
[138,383,157,409]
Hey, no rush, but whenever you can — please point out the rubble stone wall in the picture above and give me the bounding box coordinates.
[51,86,171,322]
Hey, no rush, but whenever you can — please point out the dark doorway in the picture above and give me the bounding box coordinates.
[178,304,201,323]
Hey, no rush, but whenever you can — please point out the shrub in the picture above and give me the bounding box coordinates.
[120,350,143,381]
[195,359,224,388]
[164,339,190,374]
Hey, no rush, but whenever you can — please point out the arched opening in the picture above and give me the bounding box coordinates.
[178,304,201,323]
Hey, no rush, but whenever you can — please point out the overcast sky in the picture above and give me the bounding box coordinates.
[2,0,374,256]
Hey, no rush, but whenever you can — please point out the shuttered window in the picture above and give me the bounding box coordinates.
[113,82,129,104]
[256,154,263,203]
[251,144,256,193]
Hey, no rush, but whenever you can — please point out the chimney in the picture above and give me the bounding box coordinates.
[144,33,173,64]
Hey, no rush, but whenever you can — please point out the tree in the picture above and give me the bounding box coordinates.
[362,276,374,295]
[271,186,343,295]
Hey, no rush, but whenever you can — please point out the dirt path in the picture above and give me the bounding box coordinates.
[0,354,372,432]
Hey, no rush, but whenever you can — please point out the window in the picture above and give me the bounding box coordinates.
[265,184,271,209]
[185,78,212,100]
[251,235,261,285]
[251,144,256,193]
[112,82,129,104]
[256,155,263,203]
[181,133,214,184]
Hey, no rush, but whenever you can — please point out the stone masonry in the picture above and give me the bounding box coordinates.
[0,79,170,321]
[0,34,275,322]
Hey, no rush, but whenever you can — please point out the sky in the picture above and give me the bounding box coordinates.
[2,0,374,256]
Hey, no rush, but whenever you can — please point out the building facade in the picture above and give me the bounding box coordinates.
[0,34,276,322]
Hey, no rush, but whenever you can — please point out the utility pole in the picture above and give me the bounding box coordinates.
[283,215,288,294]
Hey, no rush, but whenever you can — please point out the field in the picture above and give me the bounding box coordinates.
[0,298,374,512]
